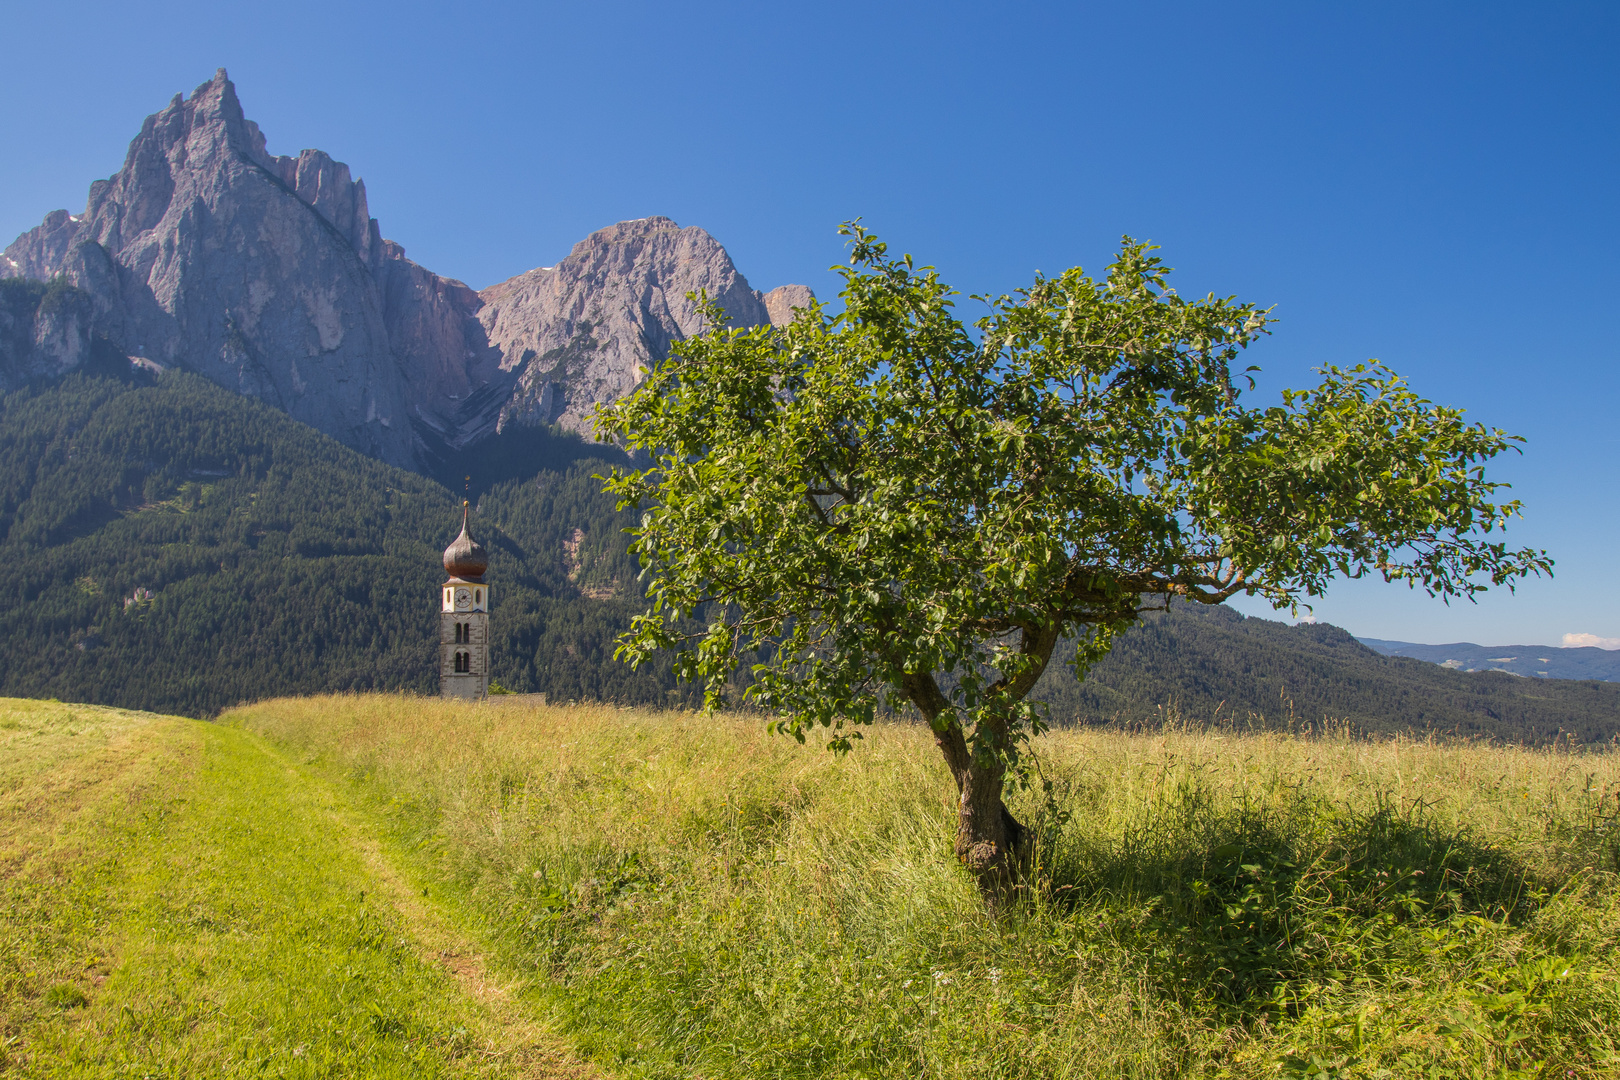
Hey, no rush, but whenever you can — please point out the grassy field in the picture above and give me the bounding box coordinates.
[0,697,593,1078]
[4,693,1617,1077]
[227,696,1620,1079]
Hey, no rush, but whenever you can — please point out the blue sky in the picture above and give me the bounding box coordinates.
[3,1,1616,647]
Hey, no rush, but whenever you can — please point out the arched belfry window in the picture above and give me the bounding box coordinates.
[454,651,469,673]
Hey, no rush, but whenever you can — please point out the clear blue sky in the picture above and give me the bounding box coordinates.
[4,1,1616,648]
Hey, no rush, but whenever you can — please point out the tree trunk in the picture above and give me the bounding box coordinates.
[954,756,1025,890]
[906,673,1027,894]
[949,715,1026,892]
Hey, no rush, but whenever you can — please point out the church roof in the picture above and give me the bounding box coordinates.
[442,502,488,580]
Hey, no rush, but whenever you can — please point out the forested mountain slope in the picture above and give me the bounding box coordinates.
[1358,637,1620,681]
[1040,603,1620,744]
[0,369,693,715]
[4,368,1617,743]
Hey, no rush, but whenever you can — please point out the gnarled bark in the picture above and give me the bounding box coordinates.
[953,750,1024,887]
[904,672,1029,893]
[900,624,1063,895]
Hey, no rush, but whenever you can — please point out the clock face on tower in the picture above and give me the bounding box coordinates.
[454,587,472,612]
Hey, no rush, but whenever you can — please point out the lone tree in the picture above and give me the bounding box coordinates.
[596,225,1551,893]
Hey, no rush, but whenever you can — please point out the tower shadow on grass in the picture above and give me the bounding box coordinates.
[1026,790,1554,1020]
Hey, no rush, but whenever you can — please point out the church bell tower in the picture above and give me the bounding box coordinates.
[440,501,490,699]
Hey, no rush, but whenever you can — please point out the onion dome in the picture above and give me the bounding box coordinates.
[442,502,488,580]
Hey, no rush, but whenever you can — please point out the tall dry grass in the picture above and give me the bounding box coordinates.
[234,695,1620,1078]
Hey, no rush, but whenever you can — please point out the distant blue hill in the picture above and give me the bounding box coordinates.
[1357,639,1620,682]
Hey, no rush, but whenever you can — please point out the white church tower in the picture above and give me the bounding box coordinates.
[440,501,490,699]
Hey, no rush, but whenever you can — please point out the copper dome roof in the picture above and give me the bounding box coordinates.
[442,503,488,580]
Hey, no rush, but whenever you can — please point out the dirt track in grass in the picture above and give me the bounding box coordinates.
[0,697,597,1078]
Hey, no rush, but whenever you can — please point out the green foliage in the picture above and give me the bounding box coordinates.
[0,370,699,715]
[598,226,1550,779]
[0,276,129,383]
[0,364,1592,749]
[0,278,50,363]
[0,276,50,365]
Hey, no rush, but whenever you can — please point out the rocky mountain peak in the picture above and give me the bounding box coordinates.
[83,69,262,253]
[568,215,684,256]
[761,284,815,327]
[2,70,416,464]
[3,73,814,472]
[477,217,779,437]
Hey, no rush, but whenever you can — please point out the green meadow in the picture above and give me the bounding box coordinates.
[0,698,592,1078]
[4,694,1618,1078]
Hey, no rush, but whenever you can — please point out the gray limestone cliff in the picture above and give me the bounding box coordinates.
[2,70,813,469]
[760,284,815,327]
[2,71,415,464]
[0,279,102,389]
[478,217,775,436]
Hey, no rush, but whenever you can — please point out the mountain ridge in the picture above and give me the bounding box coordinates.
[2,70,813,471]
[1357,637,1620,682]
[1043,605,1620,744]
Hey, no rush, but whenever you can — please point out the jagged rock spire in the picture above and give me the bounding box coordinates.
[3,73,816,471]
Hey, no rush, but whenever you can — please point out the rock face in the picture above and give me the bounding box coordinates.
[478,217,775,435]
[2,70,813,470]
[761,284,816,327]
[2,72,416,464]
[0,279,102,389]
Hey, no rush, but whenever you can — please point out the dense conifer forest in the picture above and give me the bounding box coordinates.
[1044,603,1620,744]
[0,369,696,715]
[2,368,1617,742]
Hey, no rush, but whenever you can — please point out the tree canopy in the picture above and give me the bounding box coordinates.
[598,226,1551,890]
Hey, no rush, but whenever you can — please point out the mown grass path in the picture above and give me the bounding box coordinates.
[0,699,595,1078]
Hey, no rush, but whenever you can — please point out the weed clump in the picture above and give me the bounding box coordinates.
[42,983,87,1010]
